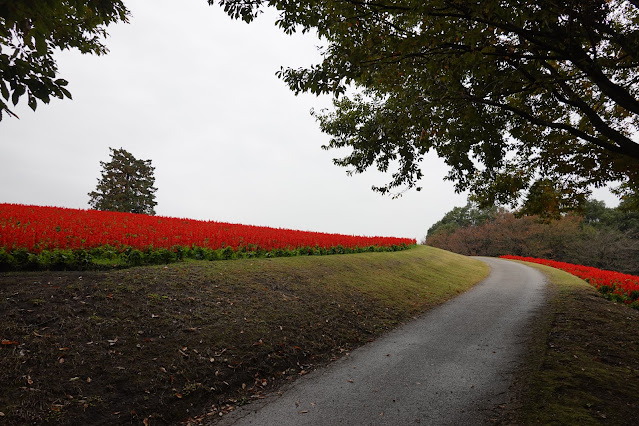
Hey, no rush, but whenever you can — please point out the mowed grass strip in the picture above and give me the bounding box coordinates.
[0,245,488,425]
[501,261,639,425]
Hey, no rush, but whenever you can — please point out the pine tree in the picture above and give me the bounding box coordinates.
[88,148,157,215]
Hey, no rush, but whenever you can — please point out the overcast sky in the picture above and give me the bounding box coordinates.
[0,0,619,242]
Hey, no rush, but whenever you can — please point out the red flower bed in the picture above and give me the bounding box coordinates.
[500,255,639,308]
[0,203,415,253]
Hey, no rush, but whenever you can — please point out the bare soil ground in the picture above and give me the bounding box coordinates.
[0,247,487,425]
[3,251,637,425]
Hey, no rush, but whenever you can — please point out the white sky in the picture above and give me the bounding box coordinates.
[0,0,619,242]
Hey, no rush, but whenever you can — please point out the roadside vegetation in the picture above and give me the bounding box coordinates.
[426,199,639,275]
[502,261,639,425]
[501,255,639,309]
[0,245,488,425]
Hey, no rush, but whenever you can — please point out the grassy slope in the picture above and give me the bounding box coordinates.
[0,245,488,425]
[503,262,639,425]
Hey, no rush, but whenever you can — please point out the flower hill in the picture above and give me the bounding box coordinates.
[0,203,415,270]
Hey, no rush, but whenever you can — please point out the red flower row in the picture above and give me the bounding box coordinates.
[0,203,415,253]
[500,255,639,306]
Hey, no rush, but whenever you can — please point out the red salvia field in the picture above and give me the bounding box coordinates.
[0,203,415,254]
[501,255,639,308]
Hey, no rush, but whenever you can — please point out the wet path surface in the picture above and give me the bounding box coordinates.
[215,257,547,425]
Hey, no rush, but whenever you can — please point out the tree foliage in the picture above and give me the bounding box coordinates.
[0,0,129,120]
[426,200,639,274]
[88,148,157,215]
[216,0,639,209]
[426,202,498,237]
[582,197,639,236]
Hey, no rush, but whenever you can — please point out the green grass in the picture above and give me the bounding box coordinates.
[0,245,488,425]
[503,261,639,425]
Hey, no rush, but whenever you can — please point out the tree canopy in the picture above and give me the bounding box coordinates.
[426,202,499,237]
[88,148,157,215]
[426,200,639,274]
[216,0,639,210]
[0,0,129,120]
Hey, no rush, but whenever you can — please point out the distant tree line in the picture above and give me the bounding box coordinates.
[425,200,639,275]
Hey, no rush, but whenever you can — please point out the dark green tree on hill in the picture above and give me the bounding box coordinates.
[88,148,157,215]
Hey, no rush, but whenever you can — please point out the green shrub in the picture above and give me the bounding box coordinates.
[173,245,186,261]
[124,248,145,266]
[0,243,415,271]
[0,247,16,271]
[74,249,93,268]
[221,246,234,260]
[599,285,612,294]
[146,247,176,264]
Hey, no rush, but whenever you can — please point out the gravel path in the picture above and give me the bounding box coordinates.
[215,257,547,425]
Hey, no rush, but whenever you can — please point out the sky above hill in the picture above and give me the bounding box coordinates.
[0,0,619,242]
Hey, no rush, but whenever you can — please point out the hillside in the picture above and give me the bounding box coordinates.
[0,245,488,425]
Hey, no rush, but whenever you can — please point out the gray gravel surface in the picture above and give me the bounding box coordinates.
[214,257,547,425]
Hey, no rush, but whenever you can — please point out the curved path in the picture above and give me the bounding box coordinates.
[216,257,547,425]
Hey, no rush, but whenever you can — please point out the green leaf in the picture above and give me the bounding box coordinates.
[11,85,25,106]
[35,35,48,56]
[0,80,8,100]
[27,95,37,111]
[59,86,72,100]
